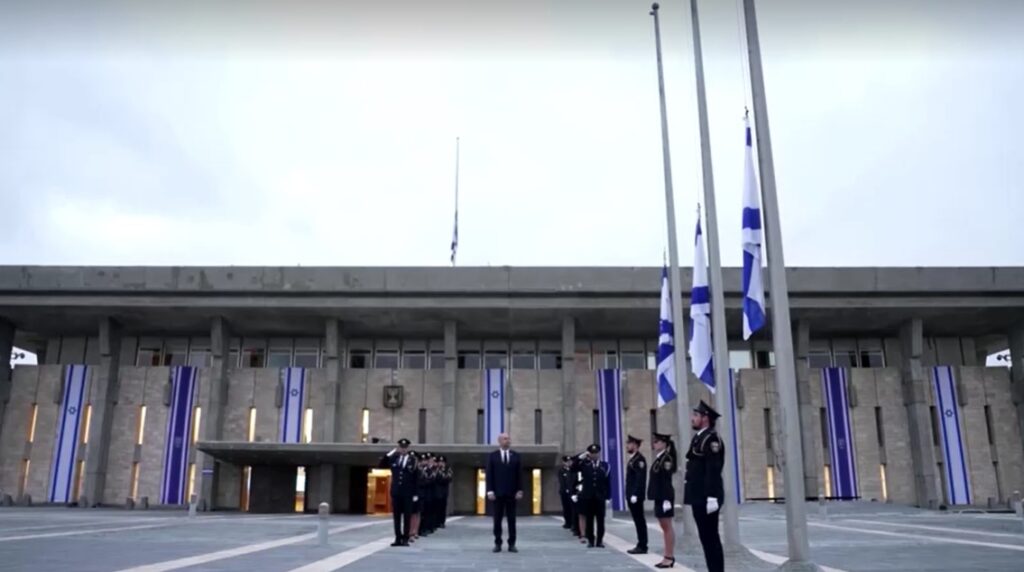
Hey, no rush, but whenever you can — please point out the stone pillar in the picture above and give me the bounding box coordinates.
[793,320,820,498]
[318,318,343,510]
[199,317,230,511]
[0,319,14,450]
[442,321,458,443]
[1009,323,1024,465]
[561,317,576,453]
[900,319,940,508]
[80,317,122,507]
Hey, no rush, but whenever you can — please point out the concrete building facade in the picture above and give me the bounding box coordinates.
[1,266,1023,514]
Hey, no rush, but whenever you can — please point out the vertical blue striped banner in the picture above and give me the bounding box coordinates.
[279,367,307,443]
[596,369,625,511]
[822,367,858,499]
[932,366,972,505]
[49,365,89,503]
[160,366,198,505]
[483,369,505,445]
[728,369,743,504]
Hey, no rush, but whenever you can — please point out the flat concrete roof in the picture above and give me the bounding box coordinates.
[196,441,562,467]
[1,266,1023,339]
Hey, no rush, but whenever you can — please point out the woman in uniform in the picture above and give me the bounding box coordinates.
[648,432,678,568]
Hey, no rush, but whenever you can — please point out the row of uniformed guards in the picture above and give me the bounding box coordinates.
[379,439,453,547]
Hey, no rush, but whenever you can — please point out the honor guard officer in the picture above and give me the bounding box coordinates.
[624,435,648,554]
[418,453,437,537]
[578,444,610,548]
[435,456,452,529]
[648,432,678,568]
[558,456,574,530]
[379,438,418,547]
[684,401,725,572]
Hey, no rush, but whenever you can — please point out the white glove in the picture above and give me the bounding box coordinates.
[630,495,637,504]
[707,498,719,514]
[662,500,671,512]
[571,495,578,503]
[387,448,397,456]
[486,491,495,501]
[413,495,418,502]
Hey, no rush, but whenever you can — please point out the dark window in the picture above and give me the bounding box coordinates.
[484,351,508,369]
[833,350,857,368]
[374,351,399,369]
[429,351,446,369]
[984,405,994,445]
[650,409,657,433]
[534,409,542,444]
[808,351,832,368]
[592,410,600,445]
[621,352,646,370]
[458,351,481,370]
[930,406,941,446]
[859,350,885,368]
[476,409,484,444]
[349,350,370,369]
[242,347,265,368]
[763,408,773,451]
[137,348,162,367]
[539,351,562,370]
[418,408,427,443]
[267,351,292,368]
[875,406,886,447]
[820,407,830,450]
[754,350,774,369]
[512,352,536,370]
[403,351,426,370]
[294,351,319,368]
[603,351,618,369]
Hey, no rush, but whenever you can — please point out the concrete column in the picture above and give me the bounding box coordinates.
[199,317,230,511]
[318,319,343,511]
[793,320,820,498]
[561,317,576,453]
[442,321,458,443]
[80,317,122,507]
[1009,323,1024,465]
[0,319,14,450]
[900,319,940,508]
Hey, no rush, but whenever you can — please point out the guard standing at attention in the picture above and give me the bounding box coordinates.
[436,455,452,529]
[684,400,725,572]
[378,438,418,547]
[648,431,678,568]
[558,455,574,530]
[624,435,648,554]
[578,444,610,548]
[418,453,437,537]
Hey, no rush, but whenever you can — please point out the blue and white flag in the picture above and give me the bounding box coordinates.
[450,209,459,266]
[932,366,972,505]
[728,369,743,504]
[160,366,198,505]
[483,368,505,445]
[49,365,89,503]
[279,367,307,444]
[689,214,715,392]
[596,369,625,511]
[821,368,858,499]
[656,266,677,407]
[741,116,766,340]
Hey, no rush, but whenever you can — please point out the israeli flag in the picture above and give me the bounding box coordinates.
[279,367,307,444]
[596,369,626,511]
[49,365,89,503]
[160,366,198,505]
[822,368,858,499]
[741,116,766,340]
[932,366,972,505]
[483,368,505,444]
[656,266,677,407]
[689,214,715,392]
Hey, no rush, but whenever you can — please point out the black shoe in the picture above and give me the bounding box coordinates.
[562,524,571,529]
[627,547,648,554]
[493,546,502,553]
[440,524,446,529]
[391,540,403,547]
[508,546,518,553]
[654,557,675,568]
[596,542,604,548]
[587,542,595,548]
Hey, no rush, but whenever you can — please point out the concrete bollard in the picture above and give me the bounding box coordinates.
[188,494,198,518]
[126,497,135,510]
[318,502,330,546]
[139,496,149,510]
[818,495,827,520]
[1013,491,1022,518]
[1,493,13,507]
[19,494,32,507]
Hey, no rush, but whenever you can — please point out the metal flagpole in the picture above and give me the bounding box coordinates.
[686,0,742,550]
[742,0,816,568]
[649,2,696,542]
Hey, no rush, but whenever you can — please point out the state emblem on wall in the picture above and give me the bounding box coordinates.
[383,385,404,409]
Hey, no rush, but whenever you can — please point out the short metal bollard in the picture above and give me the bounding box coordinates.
[1013,490,1022,518]
[317,502,330,546]
[818,495,827,520]
[188,494,198,518]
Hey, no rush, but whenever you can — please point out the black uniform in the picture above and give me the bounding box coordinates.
[436,464,452,529]
[579,457,610,546]
[558,463,574,529]
[684,428,725,572]
[379,449,418,545]
[418,464,436,535]
[625,452,648,551]
[569,456,584,537]
[647,448,676,518]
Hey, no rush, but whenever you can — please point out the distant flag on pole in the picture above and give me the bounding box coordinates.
[450,209,458,266]
[451,137,460,266]
[741,113,766,339]
[656,265,678,407]
[689,209,715,392]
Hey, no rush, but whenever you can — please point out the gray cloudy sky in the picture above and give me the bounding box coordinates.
[1,0,1021,268]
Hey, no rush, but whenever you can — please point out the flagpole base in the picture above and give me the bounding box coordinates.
[775,560,824,572]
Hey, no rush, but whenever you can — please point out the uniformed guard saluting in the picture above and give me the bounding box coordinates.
[685,400,725,572]
[648,431,677,569]
[378,438,418,547]
[624,434,648,554]
[578,444,610,548]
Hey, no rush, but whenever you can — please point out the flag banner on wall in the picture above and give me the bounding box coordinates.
[160,366,198,505]
[932,366,972,505]
[49,364,89,503]
[822,368,859,499]
[596,369,625,511]
[483,368,506,445]
[728,369,743,504]
[279,367,307,443]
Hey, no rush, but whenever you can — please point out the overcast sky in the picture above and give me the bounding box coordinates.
[1,0,1021,268]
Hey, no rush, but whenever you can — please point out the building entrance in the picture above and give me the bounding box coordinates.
[366,468,392,515]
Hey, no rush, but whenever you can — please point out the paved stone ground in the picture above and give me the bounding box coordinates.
[1,503,1023,571]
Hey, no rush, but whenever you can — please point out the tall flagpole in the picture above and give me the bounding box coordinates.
[650,2,696,542]
[686,0,742,550]
[742,0,815,568]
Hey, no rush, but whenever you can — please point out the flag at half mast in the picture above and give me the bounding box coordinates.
[742,114,766,339]
[656,265,678,407]
[689,211,715,392]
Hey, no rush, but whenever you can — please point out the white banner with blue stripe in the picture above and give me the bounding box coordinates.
[689,214,715,392]
[279,367,307,443]
[596,369,625,511]
[49,364,89,503]
[932,366,972,505]
[741,115,766,340]
[727,369,743,504]
[160,366,198,505]
[821,368,858,499]
[656,266,677,407]
[483,369,506,445]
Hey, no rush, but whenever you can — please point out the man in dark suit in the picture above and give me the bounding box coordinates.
[685,400,725,572]
[378,438,418,546]
[557,455,574,530]
[485,432,523,553]
[578,443,610,548]
[625,434,649,554]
